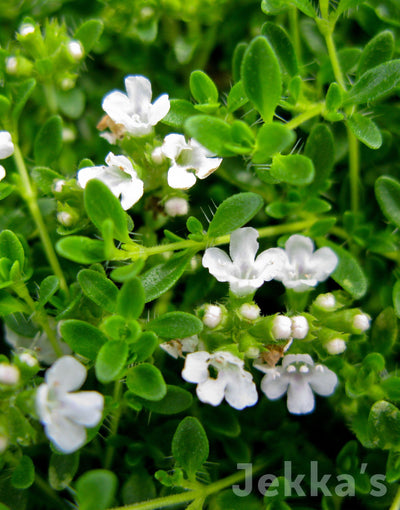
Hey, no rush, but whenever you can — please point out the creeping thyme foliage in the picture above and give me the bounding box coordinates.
[1,1,400,509]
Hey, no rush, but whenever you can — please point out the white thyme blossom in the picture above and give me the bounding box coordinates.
[315,293,336,310]
[67,40,84,60]
[102,75,170,137]
[202,227,285,297]
[0,364,20,385]
[272,315,292,340]
[164,197,189,217]
[160,134,222,189]
[0,131,14,160]
[255,354,338,415]
[77,152,144,210]
[4,324,71,365]
[239,303,260,321]
[272,235,338,292]
[202,304,224,329]
[352,313,370,333]
[36,356,104,453]
[53,179,66,193]
[19,23,35,36]
[182,351,258,410]
[291,316,309,339]
[325,338,347,355]
[160,335,204,359]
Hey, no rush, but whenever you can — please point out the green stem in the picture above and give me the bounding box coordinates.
[13,145,68,294]
[122,219,316,260]
[390,486,400,510]
[285,103,324,130]
[289,8,302,66]
[104,380,123,470]
[34,473,69,510]
[109,462,267,510]
[324,32,346,91]
[43,83,58,114]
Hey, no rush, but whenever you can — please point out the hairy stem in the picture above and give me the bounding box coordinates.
[104,380,124,470]
[285,103,324,130]
[13,145,68,294]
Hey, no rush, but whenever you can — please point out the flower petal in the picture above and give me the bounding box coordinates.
[102,91,131,123]
[162,134,189,160]
[0,166,5,181]
[45,415,86,453]
[308,247,338,282]
[254,247,287,282]
[260,369,290,400]
[224,371,258,409]
[308,365,338,396]
[202,247,235,283]
[124,75,152,114]
[229,277,264,297]
[229,227,259,273]
[105,152,137,179]
[45,356,86,392]
[194,155,222,179]
[181,351,210,383]
[120,177,144,210]
[148,94,170,125]
[196,375,226,406]
[282,354,314,369]
[285,235,314,267]
[287,379,315,414]
[0,131,14,159]
[61,391,104,427]
[167,163,197,189]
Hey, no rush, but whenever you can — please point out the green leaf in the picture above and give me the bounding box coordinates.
[190,70,219,104]
[0,291,27,315]
[56,236,105,264]
[74,19,104,53]
[78,269,118,313]
[49,452,80,491]
[38,275,59,308]
[84,179,130,242]
[357,30,394,77]
[131,331,158,362]
[227,82,248,113]
[12,78,36,123]
[34,115,63,166]
[270,154,315,185]
[76,470,117,510]
[110,260,145,282]
[318,240,368,299]
[31,167,63,194]
[147,311,203,339]
[141,252,190,303]
[387,450,400,483]
[368,400,400,450]
[325,83,343,112]
[375,176,400,228]
[162,99,198,131]
[394,281,400,318]
[241,36,281,123]
[184,115,235,157]
[0,230,24,268]
[208,192,263,238]
[172,417,209,479]
[262,0,316,16]
[95,340,128,383]
[371,307,398,356]
[60,320,108,360]
[232,42,247,82]
[343,60,400,106]
[126,363,167,401]
[139,385,193,415]
[57,88,85,119]
[261,22,298,76]
[11,456,35,489]
[346,113,382,149]
[252,123,295,164]
[305,124,335,191]
[117,277,145,320]
[335,0,365,17]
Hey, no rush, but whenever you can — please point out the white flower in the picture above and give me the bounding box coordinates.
[255,354,338,415]
[202,227,285,297]
[160,335,203,359]
[164,197,189,217]
[102,75,170,137]
[0,131,14,160]
[352,313,370,333]
[325,338,347,355]
[239,303,260,321]
[272,235,338,292]
[291,316,309,339]
[160,134,222,189]
[0,364,20,385]
[4,324,71,365]
[182,351,258,410]
[36,356,104,453]
[77,152,144,210]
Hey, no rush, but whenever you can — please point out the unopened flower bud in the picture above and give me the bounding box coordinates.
[239,303,260,321]
[315,293,336,310]
[203,304,223,329]
[61,77,75,90]
[246,346,260,359]
[151,147,164,164]
[6,57,18,74]
[353,313,370,333]
[19,352,38,367]
[57,211,75,227]
[0,364,20,385]
[291,316,309,339]
[0,436,8,453]
[325,338,347,355]
[19,23,35,36]
[67,40,84,60]
[271,315,292,340]
[62,127,76,143]
[164,197,189,217]
[53,179,66,193]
